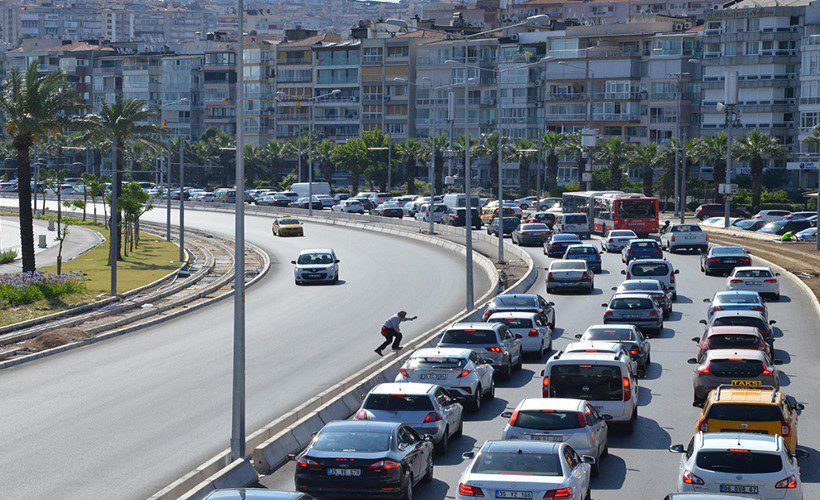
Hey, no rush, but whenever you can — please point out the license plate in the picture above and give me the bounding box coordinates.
[624,315,639,319]
[720,484,758,494]
[328,468,361,477]
[724,259,736,263]
[531,434,562,442]
[731,380,762,387]
[419,373,447,380]
[305,274,322,279]
[745,281,760,286]
[496,491,533,499]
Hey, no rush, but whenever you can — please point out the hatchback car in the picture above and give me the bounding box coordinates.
[575,324,651,377]
[622,239,663,263]
[692,326,772,362]
[612,279,672,318]
[669,432,803,499]
[624,259,679,300]
[457,440,594,500]
[704,291,766,321]
[757,219,812,236]
[488,216,521,238]
[438,322,523,379]
[702,311,776,347]
[700,246,752,276]
[501,398,610,476]
[688,349,782,407]
[442,207,482,228]
[482,294,556,329]
[291,248,340,285]
[272,218,304,237]
[603,293,664,336]
[512,223,552,246]
[545,233,583,257]
[394,348,495,411]
[727,266,780,300]
[487,311,552,357]
[354,383,464,454]
[546,260,594,294]
[602,229,638,252]
[293,420,434,499]
[564,244,603,273]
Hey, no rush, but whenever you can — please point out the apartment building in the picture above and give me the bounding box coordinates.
[312,39,361,142]
[203,41,238,135]
[796,0,820,188]
[242,36,278,146]
[161,54,205,140]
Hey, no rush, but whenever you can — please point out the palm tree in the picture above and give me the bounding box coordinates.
[513,138,538,196]
[429,133,448,195]
[595,137,632,191]
[691,134,728,202]
[243,144,266,188]
[473,132,505,192]
[733,130,785,211]
[628,143,660,196]
[314,139,336,189]
[261,140,290,184]
[0,60,82,272]
[286,135,311,183]
[557,132,587,185]
[541,132,564,193]
[362,129,390,191]
[396,139,426,195]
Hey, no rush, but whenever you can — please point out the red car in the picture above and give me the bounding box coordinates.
[694,204,750,220]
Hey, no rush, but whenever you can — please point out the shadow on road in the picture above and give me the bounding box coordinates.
[643,361,663,381]
[773,349,791,364]
[591,453,627,490]
[610,415,672,450]
[500,368,536,389]
[666,311,684,322]
[637,387,653,407]
[415,477,452,500]
[434,434,478,466]
[778,371,792,387]
[674,294,694,304]
[797,446,820,483]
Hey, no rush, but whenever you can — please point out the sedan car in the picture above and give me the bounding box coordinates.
[563,244,602,273]
[372,202,404,218]
[691,326,772,362]
[731,218,767,231]
[545,233,583,257]
[783,211,815,221]
[702,311,776,347]
[727,266,780,300]
[442,207,482,228]
[203,489,315,500]
[292,248,339,285]
[546,260,594,294]
[331,199,365,213]
[797,226,817,241]
[611,279,672,319]
[512,223,552,246]
[695,204,750,220]
[622,239,663,263]
[602,229,638,252]
[354,383,463,454]
[704,290,766,321]
[486,311,552,357]
[602,293,664,336]
[757,219,812,236]
[294,196,323,210]
[487,216,521,238]
[687,349,782,406]
[482,293,556,329]
[575,323,651,376]
[272,218,304,237]
[294,420,434,499]
[700,246,751,276]
[457,440,594,500]
[525,211,556,228]
[438,322,523,380]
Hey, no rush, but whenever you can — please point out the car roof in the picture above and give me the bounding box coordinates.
[714,290,761,299]
[322,420,399,433]
[411,347,474,358]
[371,382,436,395]
[298,248,333,254]
[553,233,580,240]
[704,349,768,361]
[585,324,636,332]
[553,351,628,362]
[629,239,657,243]
[705,326,762,336]
[495,293,539,301]
[611,293,655,300]
[488,311,538,319]
[710,386,780,404]
[620,279,662,288]
[698,432,782,452]
[566,244,598,249]
[482,439,561,454]
[517,398,585,412]
[551,259,587,267]
[628,258,669,265]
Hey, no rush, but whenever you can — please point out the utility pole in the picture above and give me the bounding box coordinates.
[462,52,474,310]
[166,139,171,241]
[178,138,185,262]
[110,137,118,296]
[495,45,505,264]
[721,70,739,230]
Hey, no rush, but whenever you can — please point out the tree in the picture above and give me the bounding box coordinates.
[513,138,538,196]
[330,139,369,194]
[119,181,152,251]
[541,132,564,193]
[691,134,728,203]
[429,133,448,195]
[473,132,506,193]
[655,146,676,208]
[314,139,336,189]
[261,140,290,185]
[362,129,390,191]
[286,135,311,183]
[733,130,785,211]
[396,139,426,195]
[628,143,660,196]
[557,132,588,185]
[0,60,82,272]
[595,138,632,191]
[243,144,265,188]
[196,127,234,186]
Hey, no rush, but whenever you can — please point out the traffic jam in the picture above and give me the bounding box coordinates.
[245,191,811,500]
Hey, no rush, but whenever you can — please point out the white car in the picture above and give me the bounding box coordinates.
[291,248,340,285]
[669,432,804,499]
[727,266,780,300]
[314,194,334,208]
[624,259,679,300]
[700,217,742,228]
[394,347,495,411]
[457,440,594,500]
[331,199,364,213]
[486,311,552,357]
[414,203,446,222]
[514,196,539,210]
[501,398,609,476]
[602,229,638,252]
[660,224,709,253]
[753,210,792,222]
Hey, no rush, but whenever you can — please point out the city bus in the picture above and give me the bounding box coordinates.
[561,191,625,232]
[592,192,659,236]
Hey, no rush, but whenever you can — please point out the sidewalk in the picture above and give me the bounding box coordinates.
[0,215,102,274]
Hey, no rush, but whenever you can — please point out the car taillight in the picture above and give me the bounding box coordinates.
[576,412,587,427]
[626,272,631,279]
[547,272,554,280]
[649,310,658,317]
[629,348,640,355]
[698,417,709,432]
[608,238,615,243]
[710,306,723,313]
[708,257,720,263]
[423,412,443,423]
[458,483,485,497]
[399,369,410,378]
[457,369,472,378]
[627,248,633,253]
[355,409,370,420]
[528,329,540,337]
[740,258,751,265]
[486,347,503,353]
[682,469,704,485]
[604,310,613,317]
[762,363,773,376]
[483,310,492,320]
[751,306,765,312]
[775,475,797,489]
[781,421,792,437]
[754,214,762,219]
[623,377,632,401]
[508,410,520,426]
[296,456,321,469]
[544,487,573,498]
[581,271,589,279]
[670,235,676,242]
[764,279,777,283]
[368,459,401,471]
[730,279,743,284]
[698,363,711,375]
[542,376,550,397]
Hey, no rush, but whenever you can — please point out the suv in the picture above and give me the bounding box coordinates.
[692,326,772,362]
[695,386,804,453]
[486,311,552,357]
[688,349,783,407]
[541,344,639,433]
[438,322,523,379]
[482,293,556,329]
[695,204,750,220]
[660,224,708,253]
[624,259,679,300]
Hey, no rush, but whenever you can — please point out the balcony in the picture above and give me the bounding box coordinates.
[361,93,384,103]
[544,93,587,102]
[314,115,359,123]
[362,54,383,65]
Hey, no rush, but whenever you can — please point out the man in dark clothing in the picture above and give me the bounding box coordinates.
[375,311,418,356]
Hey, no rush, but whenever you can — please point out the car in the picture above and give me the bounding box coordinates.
[624,259,679,299]
[525,211,556,228]
[481,293,556,329]
[695,204,750,220]
[563,244,602,273]
[500,398,610,476]
[622,239,663,263]
[704,290,766,321]
[438,322,523,380]
[354,383,464,454]
[487,216,520,237]
[314,194,334,208]
[487,311,552,357]
[353,196,377,211]
[700,246,752,276]
[692,326,772,362]
[456,440,594,500]
[291,248,340,285]
[514,195,539,210]
[372,202,404,218]
[442,207,482,228]
[727,266,780,300]
[555,213,590,239]
[391,195,417,205]
[402,200,424,217]
[394,347,495,411]
[542,343,640,433]
[272,218,304,237]
[279,191,299,203]
[293,420,434,499]
[258,193,291,207]
[753,209,792,222]
[601,229,638,252]
[694,386,804,453]
[331,199,365,213]
[688,349,782,407]
[732,218,768,231]
[757,219,813,236]
[414,203,446,222]
[0,181,18,192]
[368,192,393,206]
[203,489,315,499]
[545,233,582,257]
[511,223,552,246]
[796,226,817,241]
[661,224,709,253]
[611,279,672,319]
[546,260,594,294]
[480,205,517,225]
[537,197,562,211]
[602,293,664,336]
[702,310,776,347]
[783,211,815,221]
[190,190,215,202]
[575,324,651,377]
[669,432,804,498]
[294,196,323,210]
[699,217,743,229]
[332,193,350,202]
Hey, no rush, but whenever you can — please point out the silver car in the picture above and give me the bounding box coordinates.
[575,324,651,377]
[602,293,664,336]
[438,322,523,380]
[354,382,464,454]
[546,259,594,294]
[291,248,340,285]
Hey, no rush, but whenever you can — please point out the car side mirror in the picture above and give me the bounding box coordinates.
[398,442,408,451]
[575,334,582,339]
[501,411,513,418]
[581,455,596,464]
[335,259,340,263]
[621,270,626,275]
[514,334,523,339]
[687,358,698,364]
[668,444,686,454]
[770,320,777,325]
[776,273,781,276]
[462,451,475,459]
[423,434,433,442]
[774,359,784,365]
[287,453,297,461]
[601,414,614,421]
[611,286,618,291]
[699,320,707,325]
[674,270,680,274]
[795,449,810,459]
[693,401,704,408]
[691,337,700,343]
[291,260,296,265]
[796,403,806,411]
[703,298,711,303]
[601,303,608,307]
[548,301,555,306]
[540,369,545,376]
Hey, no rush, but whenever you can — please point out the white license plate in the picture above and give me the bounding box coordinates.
[624,315,639,319]
[328,468,361,477]
[745,281,760,286]
[720,484,758,494]
[496,491,533,499]
[419,373,447,380]
[305,274,323,279]
[531,434,562,442]
[724,259,736,263]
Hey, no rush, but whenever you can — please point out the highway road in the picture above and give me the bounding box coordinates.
[263,235,820,499]
[0,200,489,499]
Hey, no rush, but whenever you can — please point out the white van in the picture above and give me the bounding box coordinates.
[290,182,331,198]
[442,193,481,211]
[556,213,590,239]
[623,259,679,300]
[541,342,639,433]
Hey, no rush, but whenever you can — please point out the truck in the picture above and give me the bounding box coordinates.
[290,182,331,199]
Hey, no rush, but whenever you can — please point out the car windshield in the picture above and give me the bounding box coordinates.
[631,241,658,249]
[583,327,634,341]
[713,317,767,330]
[631,263,669,277]
[620,282,660,292]
[488,317,534,329]
[551,262,586,271]
[495,296,538,308]
[610,297,654,310]
[707,334,761,349]
[297,252,333,265]
[712,247,747,257]
[564,215,587,224]
[695,451,783,474]
[762,221,788,230]
[716,293,760,304]
[550,364,624,401]
[279,219,299,225]
[364,394,434,411]
[706,404,783,422]
[407,357,467,370]
[620,199,655,219]
[734,269,773,278]
[312,430,392,453]
[671,225,701,232]
[471,451,563,476]
[521,224,549,231]
[611,231,637,238]
[513,410,584,431]
[441,329,497,344]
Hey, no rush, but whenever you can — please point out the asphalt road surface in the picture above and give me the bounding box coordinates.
[0,200,489,499]
[262,235,820,499]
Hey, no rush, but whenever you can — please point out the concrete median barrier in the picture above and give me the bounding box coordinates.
[176,458,259,500]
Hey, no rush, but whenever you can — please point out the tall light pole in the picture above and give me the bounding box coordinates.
[719,70,739,230]
[110,137,118,295]
[160,97,189,241]
[670,72,690,223]
[178,137,186,262]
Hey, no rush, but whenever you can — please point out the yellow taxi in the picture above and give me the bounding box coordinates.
[695,385,804,452]
[272,218,304,237]
[480,206,516,225]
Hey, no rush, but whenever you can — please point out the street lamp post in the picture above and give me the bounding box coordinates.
[558,60,595,191]
[160,98,189,241]
[669,72,690,219]
[178,137,186,262]
[719,70,739,230]
[110,137,118,295]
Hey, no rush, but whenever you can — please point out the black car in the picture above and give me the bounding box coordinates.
[482,293,556,329]
[293,197,323,210]
[487,216,520,237]
[294,420,434,499]
[372,202,404,218]
[700,245,752,276]
[354,197,377,211]
[333,193,351,202]
[757,219,812,236]
[731,219,767,231]
[544,233,582,257]
[442,207,482,229]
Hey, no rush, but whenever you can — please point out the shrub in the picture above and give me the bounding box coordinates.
[0,249,16,264]
[0,271,85,307]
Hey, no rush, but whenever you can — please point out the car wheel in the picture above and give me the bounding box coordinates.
[672,292,677,301]
[295,280,301,285]
[521,204,528,210]
[546,287,554,294]
[401,472,414,500]
[333,274,339,284]
[483,378,495,401]
[454,417,464,439]
[591,458,600,477]
[501,361,512,381]
[470,387,482,412]
[584,487,591,500]
[623,408,637,435]
[773,293,781,301]
[421,455,434,483]
[514,350,523,371]
[435,428,449,455]
[601,445,609,459]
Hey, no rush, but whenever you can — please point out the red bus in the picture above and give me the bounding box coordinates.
[592,193,659,236]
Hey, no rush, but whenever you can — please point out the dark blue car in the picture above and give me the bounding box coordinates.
[621,239,662,263]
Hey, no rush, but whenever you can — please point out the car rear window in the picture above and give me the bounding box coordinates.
[297,253,333,265]
[672,225,701,232]
[441,329,497,344]
[312,431,391,452]
[488,317,534,329]
[512,410,584,431]
[712,247,747,257]
[495,296,538,308]
[713,317,767,331]
[471,451,563,476]
[734,270,773,278]
[620,282,661,292]
[707,334,761,350]
[521,224,549,231]
[553,235,580,243]
[717,294,760,304]
[364,394,434,411]
[631,263,669,277]
[609,297,654,310]
[549,364,624,401]
[583,328,634,341]
[551,262,586,271]
[279,219,299,225]
[707,403,783,422]
[563,215,587,224]
[631,241,659,249]
[610,231,637,238]
[407,357,467,370]
[695,451,783,474]
[708,359,765,378]
[568,246,598,255]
